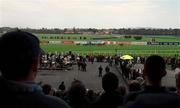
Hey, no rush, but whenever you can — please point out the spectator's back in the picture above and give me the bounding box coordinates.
[93,72,123,108]
[0,31,71,108]
[124,86,180,108]
[124,55,180,108]
[0,78,70,108]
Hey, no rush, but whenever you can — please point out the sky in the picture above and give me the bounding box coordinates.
[0,0,180,29]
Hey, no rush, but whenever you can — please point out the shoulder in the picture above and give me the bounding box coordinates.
[35,94,72,108]
[124,91,142,104]
[125,92,180,108]
[124,92,180,108]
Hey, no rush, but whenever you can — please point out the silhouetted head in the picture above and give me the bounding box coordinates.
[128,80,141,92]
[0,30,40,80]
[143,55,166,84]
[42,84,52,95]
[69,80,86,98]
[102,72,119,92]
[87,89,94,98]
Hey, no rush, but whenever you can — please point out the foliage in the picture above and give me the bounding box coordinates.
[1,27,180,35]
[83,37,87,40]
[133,36,143,40]
[124,35,132,38]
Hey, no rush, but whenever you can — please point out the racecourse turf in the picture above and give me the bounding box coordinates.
[40,44,180,56]
[37,34,180,56]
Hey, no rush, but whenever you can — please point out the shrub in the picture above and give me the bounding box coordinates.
[124,35,132,38]
[133,36,143,40]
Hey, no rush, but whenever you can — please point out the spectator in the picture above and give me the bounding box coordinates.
[65,80,89,108]
[128,80,141,92]
[77,60,82,70]
[0,31,71,108]
[86,89,96,105]
[93,72,123,108]
[98,65,103,77]
[105,65,110,73]
[175,71,180,95]
[82,62,87,72]
[59,81,66,91]
[124,55,180,108]
[42,84,52,95]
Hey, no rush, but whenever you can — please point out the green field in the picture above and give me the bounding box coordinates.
[41,44,180,56]
[36,34,180,56]
[37,34,180,56]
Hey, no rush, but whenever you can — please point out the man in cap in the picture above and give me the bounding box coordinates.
[0,30,71,108]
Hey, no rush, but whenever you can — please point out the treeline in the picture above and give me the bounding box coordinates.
[0,27,180,35]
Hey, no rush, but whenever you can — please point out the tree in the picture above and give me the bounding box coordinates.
[73,27,77,34]
[134,36,143,40]
[63,28,67,34]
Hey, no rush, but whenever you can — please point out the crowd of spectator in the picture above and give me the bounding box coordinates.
[0,31,180,108]
[112,55,179,81]
[39,52,180,71]
[39,53,113,70]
